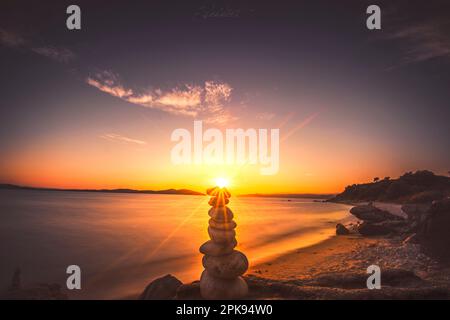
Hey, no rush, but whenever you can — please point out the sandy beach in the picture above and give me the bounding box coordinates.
[240,205,450,299]
[250,234,438,281]
[172,229,450,300]
[240,198,448,299]
[247,202,416,280]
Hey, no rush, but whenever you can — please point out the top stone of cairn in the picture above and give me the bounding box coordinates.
[207,187,231,207]
[207,187,231,198]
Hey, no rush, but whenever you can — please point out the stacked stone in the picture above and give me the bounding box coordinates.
[199,187,249,299]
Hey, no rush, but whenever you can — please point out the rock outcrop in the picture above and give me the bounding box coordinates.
[350,205,402,223]
[336,223,350,235]
[358,221,392,236]
[350,198,450,262]
[329,170,450,203]
[140,274,183,300]
[349,204,409,236]
[415,198,450,260]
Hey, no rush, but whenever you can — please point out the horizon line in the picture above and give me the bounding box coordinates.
[0,182,337,197]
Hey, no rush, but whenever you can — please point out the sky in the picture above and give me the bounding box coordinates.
[0,0,449,194]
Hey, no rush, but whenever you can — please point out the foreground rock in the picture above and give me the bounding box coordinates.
[358,220,409,236]
[401,203,431,222]
[140,274,182,300]
[244,274,448,300]
[171,270,449,300]
[176,281,202,299]
[303,269,424,289]
[416,198,450,260]
[336,223,350,235]
[349,204,410,237]
[350,205,403,223]
[350,199,450,264]
[358,221,392,236]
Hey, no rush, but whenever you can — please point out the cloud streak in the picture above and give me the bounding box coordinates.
[86,71,236,123]
[32,46,76,63]
[0,29,25,47]
[87,71,133,98]
[377,2,450,70]
[0,28,75,63]
[99,133,147,145]
[386,22,450,67]
[281,112,320,143]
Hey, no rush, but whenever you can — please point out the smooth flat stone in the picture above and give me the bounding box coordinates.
[202,250,249,279]
[209,218,237,230]
[208,226,236,243]
[209,196,229,207]
[200,270,248,300]
[199,239,237,256]
[208,207,233,222]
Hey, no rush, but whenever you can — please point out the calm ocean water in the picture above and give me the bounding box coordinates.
[0,189,351,299]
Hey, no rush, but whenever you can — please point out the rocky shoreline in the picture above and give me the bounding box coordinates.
[136,235,450,300]
[137,198,450,300]
[335,198,450,260]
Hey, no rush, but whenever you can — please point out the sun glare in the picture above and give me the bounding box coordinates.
[215,177,229,188]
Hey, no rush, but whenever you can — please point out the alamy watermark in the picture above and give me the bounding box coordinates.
[66,265,81,290]
[65,4,380,31]
[366,5,381,30]
[66,5,81,30]
[366,265,381,289]
[170,121,280,175]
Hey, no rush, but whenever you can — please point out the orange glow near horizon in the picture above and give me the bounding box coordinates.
[0,113,444,195]
[0,141,400,195]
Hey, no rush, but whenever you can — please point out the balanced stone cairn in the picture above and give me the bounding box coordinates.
[199,186,249,299]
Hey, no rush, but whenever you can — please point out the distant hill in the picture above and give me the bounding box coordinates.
[0,184,204,196]
[329,170,450,203]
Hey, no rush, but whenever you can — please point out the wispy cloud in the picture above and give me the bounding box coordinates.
[0,28,25,47]
[385,21,450,68]
[86,71,236,123]
[377,2,450,70]
[86,71,133,98]
[1,28,234,123]
[155,85,203,116]
[99,133,147,145]
[0,28,75,63]
[32,46,76,63]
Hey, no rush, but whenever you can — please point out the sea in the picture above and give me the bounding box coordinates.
[0,189,351,299]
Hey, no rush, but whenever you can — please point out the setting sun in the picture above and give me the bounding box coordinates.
[215,177,229,188]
